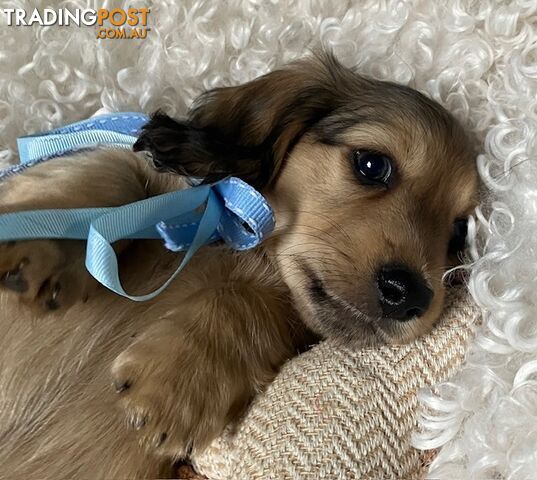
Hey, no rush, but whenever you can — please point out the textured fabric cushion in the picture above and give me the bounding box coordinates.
[193,287,479,479]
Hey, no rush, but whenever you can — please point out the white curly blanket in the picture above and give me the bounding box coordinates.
[1,1,535,478]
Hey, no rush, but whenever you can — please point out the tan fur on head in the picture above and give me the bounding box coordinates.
[0,54,478,478]
[264,96,477,345]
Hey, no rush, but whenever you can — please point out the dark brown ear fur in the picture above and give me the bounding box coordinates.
[133,53,359,188]
[133,113,271,186]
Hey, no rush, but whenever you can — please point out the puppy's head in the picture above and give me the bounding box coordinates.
[135,54,478,345]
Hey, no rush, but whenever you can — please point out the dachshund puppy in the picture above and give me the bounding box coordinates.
[0,54,478,478]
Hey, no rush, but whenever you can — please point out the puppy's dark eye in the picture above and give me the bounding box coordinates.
[352,150,393,186]
[448,218,468,255]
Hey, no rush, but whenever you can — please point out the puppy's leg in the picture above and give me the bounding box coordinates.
[0,150,175,311]
[111,253,300,458]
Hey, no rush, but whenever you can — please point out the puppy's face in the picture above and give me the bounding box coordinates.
[265,108,477,345]
[137,54,478,345]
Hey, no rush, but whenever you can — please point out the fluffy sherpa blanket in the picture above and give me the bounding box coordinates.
[1,1,535,478]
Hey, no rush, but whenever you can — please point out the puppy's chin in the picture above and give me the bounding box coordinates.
[287,272,443,348]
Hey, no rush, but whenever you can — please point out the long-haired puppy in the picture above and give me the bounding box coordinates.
[0,54,477,478]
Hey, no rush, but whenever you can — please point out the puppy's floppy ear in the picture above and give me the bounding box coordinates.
[133,53,356,188]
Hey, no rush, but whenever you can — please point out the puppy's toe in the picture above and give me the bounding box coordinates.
[114,382,178,453]
[1,259,29,293]
[112,350,154,426]
[111,349,143,394]
[37,278,62,310]
[37,264,90,311]
[121,394,152,431]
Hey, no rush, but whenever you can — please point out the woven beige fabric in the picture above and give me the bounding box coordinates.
[193,288,479,479]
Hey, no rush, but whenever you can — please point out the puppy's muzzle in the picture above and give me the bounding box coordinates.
[376,265,433,321]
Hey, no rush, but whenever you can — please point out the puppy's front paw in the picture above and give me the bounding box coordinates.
[0,240,91,312]
[111,320,232,458]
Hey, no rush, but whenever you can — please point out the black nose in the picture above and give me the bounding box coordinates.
[376,265,433,321]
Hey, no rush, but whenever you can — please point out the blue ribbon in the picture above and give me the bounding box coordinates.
[0,113,275,301]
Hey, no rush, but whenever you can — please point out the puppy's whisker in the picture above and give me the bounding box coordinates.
[266,237,360,275]
[268,253,359,279]
[272,209,354,245]
[490,158,531,182]
[269,214,350,237]
[268,224,349,247]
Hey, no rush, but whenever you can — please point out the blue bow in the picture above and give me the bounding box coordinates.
[0,113,275,301]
